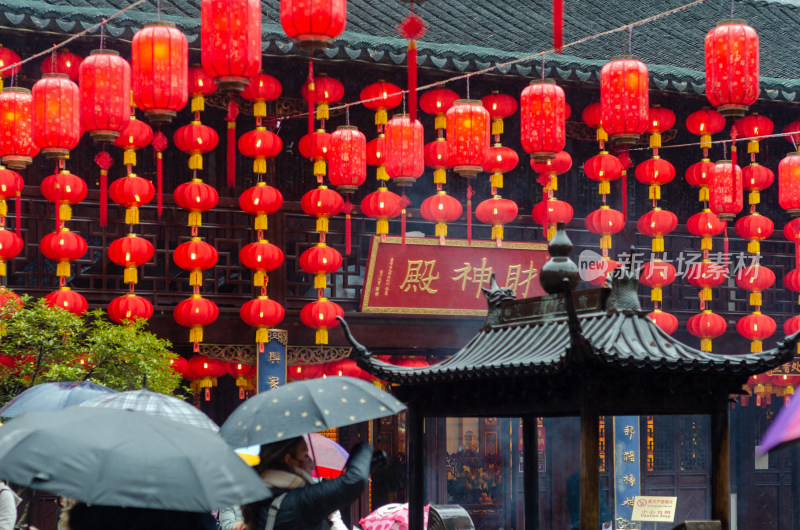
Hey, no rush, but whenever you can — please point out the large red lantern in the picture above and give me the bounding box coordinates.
[685,108,727,148]
[239,183,283,231]
[40,49,82,82]
[240,296,285,345]
[709,160,743,222]
[600,56,649,144]
[109,174,155,225]
[520,79,566,161]
[108,293,154,324]
[174,295,219,351]
[300,297,344,344]
[585,206,624,250]
[637,208,678,252]
[132,21,189,124]
[446,100,490,178]
[173,122,219,170]
[705,20,759,117]
[735,213,774,254]
[280,0,346,47]
[737,313,776,352]
[301,186,344,233]
[40,229,88,277]
[328,125,366,193]
[779,152,800,216]
[687,310,727,352]
[44,287,87,316]
[420,88,459,130]
[240,240,285,287]
[201,0,261,92]
[639,260,677,302]
[173,238,219,287]
[79,50,131,143]
[40,170,87,222]
[361,187,401,236]
[385,114,424,185]
[114,117,153,167]
[300,243,343,289]
[32,73,81,159]
[108,234,154,285]
[361,81,403,126]
[0,229,22,276]
[173,179,219,227]
[475,196,518,243]
[0,88,38,169]
[481,91,518,136]
[420,191,462,240]
[736,264,775,306]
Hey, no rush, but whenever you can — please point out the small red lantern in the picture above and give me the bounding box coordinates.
[366,135,387,181]
[648,309,678,335]
[705,19,759,117]
[686,108,727,148]
[240,296,285,348]
[132,21,189,124]
[785,121,800,146]
[40,170,87,222]
[79,50,131,143]
[173,238,219,287]
[201,0,261,92]
[0,45,21,87]
[361,187,402,236]
[583,151,623,196]
[238,128,282,175]
[687,260,728,302]
[741,164,774,206]
[300,242,343,289]
[173,121,219,170]
[709,160,743,222]
[687,310,727,352]
[301,74,344,120]
[186,354,226,398]
[328,125,366,194]
[109,174,155,225]
[600,56,649,144]
[637,208,678,253]
[40,49,82,82]
[44,287,87,316]
[779,152,800,217]
[300,297,344,345]
[737,312,776,352]
[639,260,677,302]
[475,196,518,244]
[735,213,774,254]
[647,106,676,148]
[301,186,344,233]
[481,91,518,136]
[241,72,282,117]
[239,182,283,232]
[0,88,38,169]
[734,114,773,154]
[40,229,88,278]
[385,114,425,185]
[582,102,608,142]
[635,157,676,200]
[326,359,363,379]
[483,145,518,190]
[520,79,566,161]
[240,240,285,287]
[424,139,450,185]
[32,73,81,159]
[0,167,23,215]
[228,362,257,398]
[585,206,624,250]
[784,269,800,294]
[736,264,775,306]
[420,88,459,130]
[108,293,154,324]
[446,100,490,178]
[361,81,403,126]
[174,295,219,351]
[0,229,22,277]
[531,150,573,176]
[300,130,331,178]
[114,117,154,167]
[685,160,714,201]
[532,199,573,226]
[108,234,154,285]
[687,209,726,250]
[584,258,619,287]
[280,0,346,47]
[173,179,219,227]
[785,315,800,336]
[187,66,216,113]
[420,191,462,241]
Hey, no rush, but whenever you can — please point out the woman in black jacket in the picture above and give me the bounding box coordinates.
[243,437,373,530]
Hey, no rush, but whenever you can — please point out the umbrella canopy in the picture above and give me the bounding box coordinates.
[359,503,430,530]
[221,376,407,447]
[0,407,271,512]
[0,381,117,418]
[78,389,219,432]
[759,395,800,454]
[305,433,349,479]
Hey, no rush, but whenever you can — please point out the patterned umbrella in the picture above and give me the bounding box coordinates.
[79,389,219,432]
[359,503,430,530]
[759,394,800,454]
[305,433,349,479]
[0,381,117,418]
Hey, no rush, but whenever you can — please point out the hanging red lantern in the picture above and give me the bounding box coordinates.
[737,312,776,352]
[741,164,773,207]
[483,145,519,190]
[187,66,216,113]
[108,293,154,324]
[785,121,800,146]
[326,359,363,379]
[639,260,677,302]
[361,81,403,127]
[328,125,367,194]
[32,73,81,159]
[0,45,21,88]
[785,315,800,336]
[705,19,759,117]
[532,199,573,226]
[174,295,219,351]
[531,150,572,176]
[240,296,285,347]
[585,206,624,250]
[420,191,462,241]
[734,114,773,154]
[0,88,38,170]
[109,174,155,225]
[173,122,219,170]
[299,130,331,179]
[300,243,343,289]
[600,56,649,144]
[228,362,256,398]
[241,72,282,117]
[0,167,23,216]
[361,187,402,236]
[635,157,676,200]
[385,114,425,185]
[784,269,800,295]
[201,0,261,92]
[687,310,727,352]
[300,297,344,345]
[637,208,678,253]
[240,240,285,287]
[685,160,714,202]
[40,49,82,82]
[582,102,608,143]
[280,0,346,47]
[366,135,387,182]
[114,116,153,167]
[108,234,154,285]
[132,21,189,124]
[79,50,131,144]
[687,260,728,303]
[735,213,774,254]
[709,160,743,222]
[424,139,450,185]
[687,209,726,251]
[481,91,518,137]
[186,354,226,398]
[44,287,87,316]
[239,183,284,232]
[475,196,518,244]
[301,186,344,233]
[40,229,87,278]
[583,152,623,196]
[520,79,566,161]
[301,74,345,120]
[446,100,490,178]
[40,170,87,222]
[173,238,219,287]
[686,107,727,148]
[779,152,800,216]
[173,179,219,227]
[736,264,775,306]
[0,229,22,277]
[238,128,282,175]
[646,106,676,148]
[648,309,678,335]
[420,88,459,130]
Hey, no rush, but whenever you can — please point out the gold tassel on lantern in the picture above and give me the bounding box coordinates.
[649,132,661,149]
[377,219,389,234]
[254,101,267,118]
[189,153,203,171]
[550,175,558,191]
[191,95,205,113]
[256,327,269,343]
[188,211,202,227]
[253,271,266,287]
[0,200,7,218]
[255,214,268,231]
[598,181,610,195]
[492,225,504,241]
[600,235,611,249]
[377,166,389,182]
[701,237,712,250]
[492,118,504,136]
[189,325,203,344]
[56,261,71,278]
[700,134,712,149]
[190,270,203,286]
[748,140,759,154]
[124,149,137,167]
[125,207,139,225]
[749,191,760,205]
[60,203,72,222]
[651,287,662,302]
[254,158,267,174]
[751,340,763,353]
[652,236,664,253]
[435,115,446,130]
[748,240,760,254]
[434,169,446,184]
[316,217,329,233]
[648,185,661,200]
[0,261,6,277]
[491,172,503,189]
[375,109,387,126]
[314,160,326,177]
[596,126,608,142]
[699,187,709,202]
[316,103,329,121]
[314,273,327,289]
[700,287,712,301]
[124,267,138,285]
[700,338,712,352]
[547,224,556,241]
[435,222,447,237]
[750,292,762,306]
[316,328,328,345]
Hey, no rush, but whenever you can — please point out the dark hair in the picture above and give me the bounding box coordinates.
[255,437,304,474]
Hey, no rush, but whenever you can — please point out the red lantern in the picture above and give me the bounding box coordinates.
[475,196,518,243]
[735,213,774,254]
[79,50,131,143]
[173,122,219,170]
[582,102,603,128]
[168,356,190,377]
[734,114,773,154]
[240,296,285,346]
[446,100,490,178]
[784,269,800,293]
[186,354,226,398]
[648,309,678,335]
[240,240,285,287]
[114,117,154,167]
[187,66,216,113]
[300,297,344,345]
[635,157,676,200]
[108,293,154,324]
[238,128,282,175]
[637,208,678,253]
[520,79,566,161]
[0,45,21,85]
[687,310,727,352]
[585,206,624,250]
[785,315,800,336]
[785,121,800,146]
[600,56,649,144]
[687,259,728,304]
[328,126,366,194]
[385,114,425,185]
[741,164,774,205]
[300,243,343,289]
[301,186,344,233]
[779,152,800,217]
[531,150,572,176]
[709,160,743,222]
[174,295,219,351]
[481,91,518,136]
[301,74,344,120]
[705,20,759,117]
[686,108,727,148]
[687,209,726,237]
[40,49,82,82]
[735,264,775,306]
[361,81,403,126]
[40,229,87,278]
[532,199,573,226]
[361,187,401,236]
[639,260,677,302]
[173,179,219,227]
[647,106,676,134]
[0,229,22,277]
[420,88,460,130]
[280,0,346,47]
[0,88,38,169]
[424,139,450,185]
[483,145,518,190]
[241,72,282,117]
[40,170,87,222]
[584,152,623,196]
[173,238,219,287]
[201,0,261,92]
[228,362,256,397]
[239,182,283,232]
[108,234,154,285]
[737,313,776,352]
[109,174,155,225]
[0,167,23,209]
[420,191,462,240]
[32,73,81,159]
[132,21,189,124]
[44,287,87,316]
[685,159,714,201]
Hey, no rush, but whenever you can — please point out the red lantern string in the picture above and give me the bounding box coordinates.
[151,131,167,216]
[400,193,411,250]
[94,150,113,227]
[553,0,564,54]
[466,184,474,244]
[342,200,353,255]
[408,42,417,121]
[225,98,239,188]
[307,58,315,136]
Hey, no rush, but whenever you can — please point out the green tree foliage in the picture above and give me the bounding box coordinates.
[0,296,181,407]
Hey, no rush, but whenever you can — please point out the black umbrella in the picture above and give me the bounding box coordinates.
[0,407,271,512]
[220,376,407,448]
[0,381,117,417]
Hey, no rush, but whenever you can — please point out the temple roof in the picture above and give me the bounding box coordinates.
[3,0,800,101]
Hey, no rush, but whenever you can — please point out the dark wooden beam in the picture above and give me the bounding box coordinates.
[711,397,731,529]
[580,406,599,530]
[408,408,426,530]
[523,415,540,530]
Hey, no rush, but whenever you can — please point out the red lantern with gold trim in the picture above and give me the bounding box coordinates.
[584,151,623,196]
[585,206,624,250]
[424,139,449,185]
[280,0,346,47]
[475,196,518,243]
[532,199,573,227]
[300,297,344,345]
[637,208,678,253]
[174,295,219,352]
[648,309,678,335]
[0,45,21,87]
[32,73,81,159]
[0,229,22,277]
[736,264,775,306]
[420,191,462,240]
[0,167,23,219]
[779,152,800,216]
[686,108,726,148]
[108,293,154,324]
[328,125,366,194]
[600,56,649,144]
[240,240,284,287]
[420,88,459,130]
[635,157,676,200]
[40,49,81,82]
[238,128,282,175]
[44,287,87,316]
[132,21,189,124]
[735,213,774,254]
[173,179,219,227]
[239,183,283,231]
[785,315,800,336]
[737,312,776,352]
[186,354,226,399]
[0,88,38,170]
[647,106,676,148]
[300,243,343,289]
[361,187,401,236]
[687,310,727,352]
[687,260,728,303]
[114,117,153,167]
[79,50,131,144]
[741,164,774,206]
[40,170,88,222]
[520,79,566,161]
[173,238,219,287]
[301,186,344,233]
[709,160,743,222]
[187,66,216,113]
[385,114,425,185]
[108,234,154,285]
[481,91,518,136]
[109,174,155,225]
[705,19,759,117]
[361,81,403,127]
[639,260,677,302]
[483,145,518,190]
[446,100,490,178]
[173,122,219,171]
[734,114,773,154]
[201,0,261,92]
[40,229,87,278]
[240,296,285,352]
[241,72,282,117]
[301,74,344,120]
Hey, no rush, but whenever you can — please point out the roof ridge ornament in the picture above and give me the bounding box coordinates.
[605,246,642,313]
[539,222,580,294]
[481,274,515,329]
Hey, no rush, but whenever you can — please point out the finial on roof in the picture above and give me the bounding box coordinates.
[539,222,580,295]
[606,246,642,312]
[481,274,515,329]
